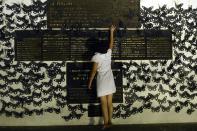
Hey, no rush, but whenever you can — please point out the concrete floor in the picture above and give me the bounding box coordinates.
[1,123,197,131]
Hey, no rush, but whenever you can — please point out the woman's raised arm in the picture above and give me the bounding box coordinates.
[109,25,116,49]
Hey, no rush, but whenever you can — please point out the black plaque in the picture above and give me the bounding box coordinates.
[88,104,102,117]
[119,29,172,60]
[119,29,146,59]
[67,62,123,104]
[15,29,172,61]
[69,30,110,60]
[15,30,42,61]
[42,30,71,60]
[145,30,172,59]
[47,0,140,28]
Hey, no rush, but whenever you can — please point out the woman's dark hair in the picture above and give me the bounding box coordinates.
[86,37,109,57]
[94,39,109,54]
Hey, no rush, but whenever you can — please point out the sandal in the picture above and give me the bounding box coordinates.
[101,124,110,130]
[108,121,113,127]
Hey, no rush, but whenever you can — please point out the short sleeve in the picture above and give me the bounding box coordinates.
[91,54,100,63]
[106,48,112,57]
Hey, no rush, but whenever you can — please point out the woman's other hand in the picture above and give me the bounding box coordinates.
[88,81,92,90]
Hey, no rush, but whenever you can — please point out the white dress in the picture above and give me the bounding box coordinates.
[91,49,116,97]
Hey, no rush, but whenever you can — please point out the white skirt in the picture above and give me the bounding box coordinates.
[96,69,116,97]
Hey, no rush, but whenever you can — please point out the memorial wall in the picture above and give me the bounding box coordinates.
[0,0,197,126]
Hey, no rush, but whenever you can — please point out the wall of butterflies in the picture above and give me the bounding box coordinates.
[0,0,197,124]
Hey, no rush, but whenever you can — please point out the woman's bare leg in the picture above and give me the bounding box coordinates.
[106,94,113,125]
[100,96,109,126]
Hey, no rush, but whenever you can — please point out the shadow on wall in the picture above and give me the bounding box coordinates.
[88,117,103,125]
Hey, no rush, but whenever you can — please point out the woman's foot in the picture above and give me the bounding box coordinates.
[108,121,113,127]
[102,124,110,130]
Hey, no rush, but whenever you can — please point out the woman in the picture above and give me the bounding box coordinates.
[88,25,116,130]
